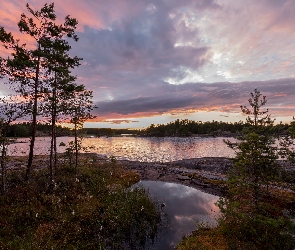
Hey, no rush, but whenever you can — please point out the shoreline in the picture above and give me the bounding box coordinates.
[6,154,295,199]
[118,157,231,196]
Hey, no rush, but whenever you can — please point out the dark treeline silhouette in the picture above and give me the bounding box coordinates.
[5,122,139,137]
[6,122,71,137]
[141,119,290,137]
[6,119,291,138]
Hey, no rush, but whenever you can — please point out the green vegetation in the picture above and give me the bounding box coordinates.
[4,123,141,138]
[142,118,290,137]
[5,120,293,138]
[0,155,160,249]
[177,89,295,250]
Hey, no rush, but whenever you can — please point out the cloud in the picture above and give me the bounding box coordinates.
[70,0,214,98]
[91,78,295,119]
[1,0,295,126]
[103,119,139,124]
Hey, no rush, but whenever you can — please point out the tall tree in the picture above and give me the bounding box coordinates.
[42,32,81,179]
[0,3,79,180]
[225,89,279,205]
[219,89,294,249]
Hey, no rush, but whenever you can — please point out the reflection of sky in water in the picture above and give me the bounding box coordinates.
[133,181,220,250]
[8,136,235,161]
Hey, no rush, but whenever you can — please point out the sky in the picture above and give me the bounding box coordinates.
[1,0,295,129]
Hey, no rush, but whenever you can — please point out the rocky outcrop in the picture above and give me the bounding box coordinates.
[118,157,231,196]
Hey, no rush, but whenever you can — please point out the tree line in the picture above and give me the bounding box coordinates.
[142,118,290,137]
[3,123,139,137]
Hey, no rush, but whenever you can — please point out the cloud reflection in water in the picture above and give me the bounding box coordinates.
[133,180,220,249]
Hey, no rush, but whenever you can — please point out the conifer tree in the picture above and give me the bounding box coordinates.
[225,89,279,204]
[42,28,81,179]
[0,3,80,180]
[67,86,96,170]
[219,89,295,249]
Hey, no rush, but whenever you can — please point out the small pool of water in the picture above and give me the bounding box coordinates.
[132,181,220,249]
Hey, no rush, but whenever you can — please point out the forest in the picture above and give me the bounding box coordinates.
[142,119,291,137]
[4,119,292,138]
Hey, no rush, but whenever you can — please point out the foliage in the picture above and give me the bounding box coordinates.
[0,157,160,249]
[0,97,27,193]
[0,3,82,180]
[217,197,295,250]
[218,89,295,249]
[177,224,227,250]
[142,118,290,137]
[177,89,295,249]
[224,89,279,205]
[66,86,96,169]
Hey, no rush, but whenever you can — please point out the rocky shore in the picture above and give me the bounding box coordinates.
[6,154,295,198]
[119,157,232,196]
[119,157,295,197]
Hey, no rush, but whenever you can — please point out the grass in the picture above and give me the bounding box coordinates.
[0,155,161,249]
[177,226,227,250]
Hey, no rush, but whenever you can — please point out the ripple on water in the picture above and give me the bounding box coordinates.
[8,136,236,161]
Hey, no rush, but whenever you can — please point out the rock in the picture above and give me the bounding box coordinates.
[177,175,191,180]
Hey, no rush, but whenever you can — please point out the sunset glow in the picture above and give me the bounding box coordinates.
[1,0,295,128]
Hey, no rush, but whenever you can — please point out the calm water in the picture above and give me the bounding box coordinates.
[133,181,220,249]
[8,136,235,161]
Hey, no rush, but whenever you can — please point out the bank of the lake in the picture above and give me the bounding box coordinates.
[2,153,295,249]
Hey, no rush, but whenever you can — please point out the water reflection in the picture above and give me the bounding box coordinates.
[8,136,235,161]
[133,181,220,249]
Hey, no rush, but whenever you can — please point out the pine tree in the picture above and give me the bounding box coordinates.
[0,3,80,180]
[219,89,295,249]
[225,89,279,205]
[67,85,96,170]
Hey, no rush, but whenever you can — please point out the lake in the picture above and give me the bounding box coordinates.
[8,136,235,161]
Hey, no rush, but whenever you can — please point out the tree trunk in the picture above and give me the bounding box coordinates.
[26,52,40,181]
[1,139,7,194]
[74,117,78,170]
[50,84,57,179]
[49,112,54,181]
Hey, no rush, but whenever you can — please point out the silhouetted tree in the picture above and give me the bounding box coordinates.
[0,3,80,180]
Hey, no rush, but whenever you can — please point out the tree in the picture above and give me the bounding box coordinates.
[219,89,295,249]
[225,89,279,205]
[66,85,96,170]
[0,3,80,180]
[41,25,81,180]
